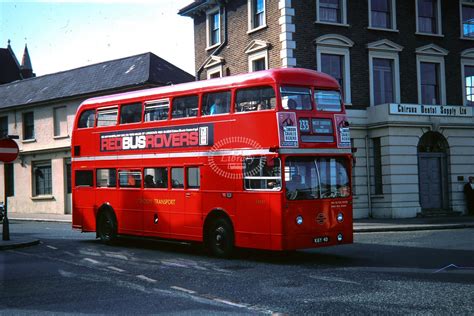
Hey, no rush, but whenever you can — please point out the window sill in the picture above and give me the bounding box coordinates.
[53,135,69,140]
[314,21,350,27]
[31,195,55,201]
[206,43,221,51]
[460,36,474,41]
[22,138,36,144]
[415,32,444,38]
[247,25,268,35]
[367,26,399,33]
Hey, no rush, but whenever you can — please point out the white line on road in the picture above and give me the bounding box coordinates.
[170,286,197,294]
[105,253,129,260]
[46,245,58,250]
[83,258,101,265]
[310,275,361,285]
[107,266,125,273]
[136,275,157,283]
[212,298,248,309]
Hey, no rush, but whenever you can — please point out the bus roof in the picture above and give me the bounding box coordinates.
[80,68,340,108]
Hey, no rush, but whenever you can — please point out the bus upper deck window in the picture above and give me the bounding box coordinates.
[202,91,231,116]
[172,95,199,118]
[77,110,95,128]
[120,102,142,124]
[236,86,276,112]
[97,108,118,127]
[145,99,169,122]
[281,86,312,110]
[315,90,342,112]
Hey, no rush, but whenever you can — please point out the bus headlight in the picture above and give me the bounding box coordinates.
[337,233,343,242]
[296,215,303,225]
[337,213,344,223]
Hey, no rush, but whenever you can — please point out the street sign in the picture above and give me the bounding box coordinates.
[0,138,19,163]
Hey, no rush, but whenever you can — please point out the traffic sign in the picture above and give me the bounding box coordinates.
[0,138,19,163]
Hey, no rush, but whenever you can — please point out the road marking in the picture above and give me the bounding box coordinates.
[212,298,248,309]
[434,264,474,273]
[105,253,129,260]
[107,266,125,273]
[83,258,101,265]
[170,286,197,294]
[136,275,157,283]
[310,275,361,285]
[161,261,188,268]
[64,251,75,256]
[46,245,58,250]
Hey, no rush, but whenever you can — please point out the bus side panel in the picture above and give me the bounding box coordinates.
[269,193,284,251]
[72,187,95,230]
[233,192,271,250]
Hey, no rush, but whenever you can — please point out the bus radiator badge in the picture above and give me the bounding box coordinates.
[316,213,326,225]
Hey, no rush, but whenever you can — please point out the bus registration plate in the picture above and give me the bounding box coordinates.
[314,236,330,244]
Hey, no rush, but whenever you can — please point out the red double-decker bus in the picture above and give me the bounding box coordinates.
[71,68,352,257]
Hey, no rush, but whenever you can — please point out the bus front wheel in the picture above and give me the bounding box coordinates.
[97,210,117,244]
[207,217,234,258]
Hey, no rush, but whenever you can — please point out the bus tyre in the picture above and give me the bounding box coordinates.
[208,218,234,258]
[97,211,117,244]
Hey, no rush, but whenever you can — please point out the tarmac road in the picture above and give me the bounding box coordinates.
[0,221,473,315]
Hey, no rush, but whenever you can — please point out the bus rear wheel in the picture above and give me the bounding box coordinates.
[207,217,234,258]
[97,211,117,244]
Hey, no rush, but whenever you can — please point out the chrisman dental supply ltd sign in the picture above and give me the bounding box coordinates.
[389,104,473,117]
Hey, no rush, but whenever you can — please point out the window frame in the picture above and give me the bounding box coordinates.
[416,54,446,105]
[186,166,201,190]
[316,45,352,105]
[461,55,474,106]
[415,0,443,37]
[53,106,68,137]
[315,0,348,27]
[0,115,8,138]
[206,7,221,49]
[33,161,52,197]
[96,107,118,127]
[368,0,398,31]
[248,50,268,72]
[460,0,474,40]
[22,111,35,141]
[248,0,267,33]
[144,99,170,122]
[368,50,401,106]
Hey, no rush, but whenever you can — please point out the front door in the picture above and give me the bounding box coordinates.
[418,153,447,210]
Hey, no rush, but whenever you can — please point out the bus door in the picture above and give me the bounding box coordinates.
[168,166,202,239]
[117,169,143,234]
[143,167,170,237]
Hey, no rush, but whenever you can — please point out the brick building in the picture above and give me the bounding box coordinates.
[180,0,474,218]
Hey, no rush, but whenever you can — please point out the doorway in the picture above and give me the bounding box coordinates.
[417,132,449,211]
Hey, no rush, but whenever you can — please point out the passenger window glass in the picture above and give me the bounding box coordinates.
[120,102,142,124]
[96,169,117,187]
[145,99,169,121]
[187,167,200,189]
[144,167,168,188]
[236,86,276,112]
[75,170,93,187]
[171,168,184,188]
[172,95,199,118]
[97,108,118,127]
[315,90,342,112]
[202,91,231,115]
[243,157,281,190]
[281,86,312,110]
[78,110,95,128]
[118,170,142,188]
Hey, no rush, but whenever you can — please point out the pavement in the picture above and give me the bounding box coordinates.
[1,212,474,250]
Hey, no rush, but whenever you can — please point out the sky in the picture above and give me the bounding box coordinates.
[0,0,196,76]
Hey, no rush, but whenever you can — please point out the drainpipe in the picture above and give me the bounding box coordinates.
[195,5,227,80]
[365,136,373,218]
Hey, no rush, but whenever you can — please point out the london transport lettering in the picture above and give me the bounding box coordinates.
[100,124,213,152]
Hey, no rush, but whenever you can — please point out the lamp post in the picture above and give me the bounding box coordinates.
[0,135,19,241]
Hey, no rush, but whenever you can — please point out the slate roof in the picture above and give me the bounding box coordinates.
[0,52,194,110]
